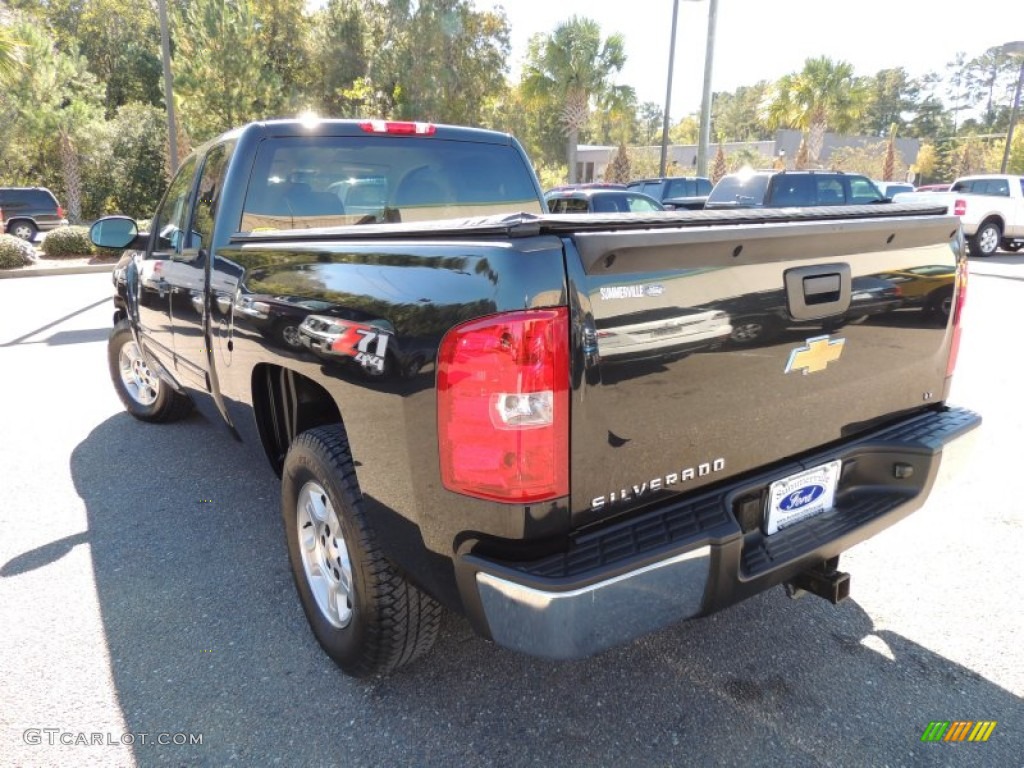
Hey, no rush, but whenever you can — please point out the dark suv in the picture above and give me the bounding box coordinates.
[704,170,885,209]
[626,176,712,210]
[0,187,68,241]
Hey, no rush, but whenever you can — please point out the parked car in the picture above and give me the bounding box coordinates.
[914,183,952,193]
[89,118,977,678]
[705,169,886,209]
[893,174,1024,255]
[626,176,712,210]
[873,180,915,199]
[716,275,904,345]
[870,265,955,320]
[0,186,68,241]
[545,187,664,213]
[544,182,626,194]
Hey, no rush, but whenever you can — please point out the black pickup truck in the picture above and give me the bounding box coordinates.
[92,119,979,677]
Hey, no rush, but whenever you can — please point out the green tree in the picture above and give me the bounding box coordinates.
[521,17,633,183]
[173,0,285,142]
[636,101,663,146]
[0,22,105,221]
[669,115,699,145]
[254,0,313,110]
[712,82,771,141]
[397,0,510,125]
[860,68,919,137]
[109,102,169,218]
[310,0,370,116]
[0,24,23,79]
[762,56,868,163]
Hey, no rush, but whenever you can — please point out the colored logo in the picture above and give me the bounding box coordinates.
[785,335,845,375]
[779,485,825,511]
[920,721,997,743]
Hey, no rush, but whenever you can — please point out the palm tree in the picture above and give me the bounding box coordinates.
[0,26,23,80]
[762,56,867,165]
[522,17,633,183]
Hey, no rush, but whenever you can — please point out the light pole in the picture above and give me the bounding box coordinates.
[999,41,1024,174]
[696,0,718,177]
[658,0,680,178]
[157,0,179,174]
[659,0,703,178]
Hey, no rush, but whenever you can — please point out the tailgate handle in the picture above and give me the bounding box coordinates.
[785,264,851,321]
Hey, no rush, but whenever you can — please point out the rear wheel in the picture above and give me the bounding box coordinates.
[926,286,954,323]
[108,321,192,422]
[282,425,442,677]
[8,220,37,241]
[968,221,1001,257]
[729,315,781,345]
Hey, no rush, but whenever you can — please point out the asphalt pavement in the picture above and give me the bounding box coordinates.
[0,266,1021,767]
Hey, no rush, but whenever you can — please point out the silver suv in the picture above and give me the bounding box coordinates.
[0,187,68,241]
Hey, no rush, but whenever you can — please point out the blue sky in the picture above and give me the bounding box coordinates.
[490,0,1017,120]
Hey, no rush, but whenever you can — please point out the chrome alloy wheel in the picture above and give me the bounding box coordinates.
[297,481,354,628]
[978,225,999,254]
[281,324,303,348]
[118,340,160,405]
[731,321,764,342]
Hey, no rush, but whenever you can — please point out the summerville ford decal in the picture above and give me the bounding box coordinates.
[599,284,665,300]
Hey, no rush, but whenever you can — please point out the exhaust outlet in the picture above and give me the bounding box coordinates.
[786,557,850,604]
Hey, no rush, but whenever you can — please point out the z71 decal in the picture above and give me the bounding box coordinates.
[348,327,390,375]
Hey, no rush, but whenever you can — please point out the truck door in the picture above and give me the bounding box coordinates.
[167,144,230,390]
[139,154,199,374]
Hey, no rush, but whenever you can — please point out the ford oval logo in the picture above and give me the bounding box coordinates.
[779,485,825,512]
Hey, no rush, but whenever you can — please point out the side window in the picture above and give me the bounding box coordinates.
[153,156,199,253]
[848,177,882,204]
[190,144,231,252]
[815,178,845,204]
[627,195,660,212]
[772,176,814,206]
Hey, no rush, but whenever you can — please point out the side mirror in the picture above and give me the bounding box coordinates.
[90,216,142,249]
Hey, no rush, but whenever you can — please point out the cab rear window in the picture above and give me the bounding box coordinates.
[239,136,542,232]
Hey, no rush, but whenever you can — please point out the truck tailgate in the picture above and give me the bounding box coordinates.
[565,210,961,525]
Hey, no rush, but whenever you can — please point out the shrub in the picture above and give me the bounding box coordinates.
[0,234,38,269]
[40,226,95,258]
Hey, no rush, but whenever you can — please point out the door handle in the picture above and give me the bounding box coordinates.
[785,264,851,321]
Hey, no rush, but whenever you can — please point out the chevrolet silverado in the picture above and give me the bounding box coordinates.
[91,118,979,677]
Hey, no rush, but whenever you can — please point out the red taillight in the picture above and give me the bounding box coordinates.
[437,308,569,503]
[359,120,436,136]
[57,205,65,218]
[953,199,967,217]
[946,261,968,376]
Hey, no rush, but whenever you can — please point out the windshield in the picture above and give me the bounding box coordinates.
[705,174,771,207]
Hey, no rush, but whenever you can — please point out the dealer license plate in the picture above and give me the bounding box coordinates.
[764,460,842,535]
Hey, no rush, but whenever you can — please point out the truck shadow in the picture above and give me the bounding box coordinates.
[57,412,1021,766]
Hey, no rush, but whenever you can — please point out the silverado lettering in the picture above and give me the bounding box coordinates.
[591,457,727,510]
[93,118,979,678]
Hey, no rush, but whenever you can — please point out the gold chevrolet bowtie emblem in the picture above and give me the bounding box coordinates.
[785,335,845,375]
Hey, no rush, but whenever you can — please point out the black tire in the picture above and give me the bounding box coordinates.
[968,221,1001,257]
[8,220,37,241]
[108,320,193,422]
[926,286,954,323]
[282,425,442,677]
[273,320,304,349]
[729,315,781,345]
